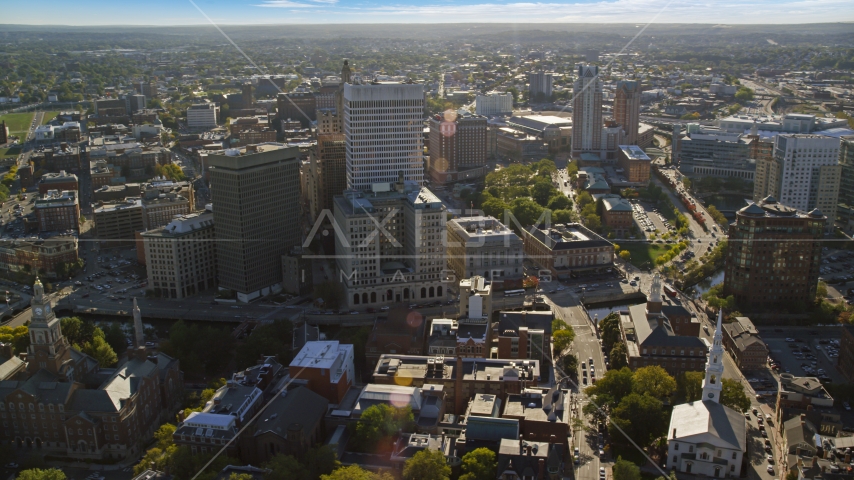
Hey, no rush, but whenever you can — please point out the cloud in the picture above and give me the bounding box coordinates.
[253,0,854,23]
[255,0,324,7]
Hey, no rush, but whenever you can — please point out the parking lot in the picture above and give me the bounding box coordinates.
[820,249,854,304]
[764,332,843,384]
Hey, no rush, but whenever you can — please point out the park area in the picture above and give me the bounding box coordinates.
[41,111,60,124]
[0,112,34,139]
[620,242,675,269]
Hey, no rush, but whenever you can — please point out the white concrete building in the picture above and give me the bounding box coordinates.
[141,209,217,299]
[475,92,514,116]
[571,65,603,159]
[343,81,424,191]
[754,134,841,230]
[186,103,219,129]
[665,311,747,478]
[445,216,523,282]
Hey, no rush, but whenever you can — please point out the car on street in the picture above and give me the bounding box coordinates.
[767,466,774,474]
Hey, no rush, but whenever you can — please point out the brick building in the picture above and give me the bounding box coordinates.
[521,223,614,279]
[502,387,570,449]
[427,112,488,184]
[277,91,316,127]
[495,311,553,367]
[0,279,182,460]
[94,199,145,244]
[723,198,825,310]
[621,275,707,377]
[34,190,80,233]
[838,326,854,383]
[721,317,769,371]
[599,195,634,237]
[0,235,78,277]
[617,145,651,184]
[38,171,78,195]
[289,341,354,404]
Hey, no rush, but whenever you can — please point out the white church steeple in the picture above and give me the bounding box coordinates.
[702,309,725,403]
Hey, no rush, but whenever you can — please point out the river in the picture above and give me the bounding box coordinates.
[686,269,726,298]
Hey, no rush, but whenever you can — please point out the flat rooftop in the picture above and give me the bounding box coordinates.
[619,145,651,161]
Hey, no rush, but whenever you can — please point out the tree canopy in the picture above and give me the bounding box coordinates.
[459,448,497,480]
[402,449,451,480]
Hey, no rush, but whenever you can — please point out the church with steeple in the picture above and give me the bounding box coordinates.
[0,279,183,459]
[665,310,747,477]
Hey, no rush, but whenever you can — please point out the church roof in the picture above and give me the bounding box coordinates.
[668,400,747,451]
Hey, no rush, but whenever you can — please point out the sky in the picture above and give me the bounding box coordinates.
[3,0,853,25]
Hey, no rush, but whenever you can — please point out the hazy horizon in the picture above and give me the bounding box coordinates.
[4,0,854,27]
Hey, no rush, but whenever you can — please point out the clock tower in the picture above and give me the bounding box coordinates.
[26,277,73,379]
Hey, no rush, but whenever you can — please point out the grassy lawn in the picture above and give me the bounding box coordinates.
[621,242,673,268]
[41,111,61,124]
[0,112,35,139]
[0,146,22,160]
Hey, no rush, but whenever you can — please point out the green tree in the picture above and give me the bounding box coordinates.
[599,313,622,351]
[609,342,628,370]
[552,209,575,224]
[583,213,602,231]
[304,445,342,479]
[104,322,127,355]
[82,334,118,367]
[403,449,451,480]
[676,371,705,402]
[547,194,572,211]
[817,281,828,300]
[576,191,594,209]
[553,327,575,355]
[562,353,578,375]
[459,448,497,480]
[482,197,510,219]
[632,366,677,399]
[229,474,254,480]
[154,423,176,450]
[354,404,415,451]
[587,367,635,409]
[612,457,641,480]
[235,319,294,369]
[721,378,751,413]
[610,393,667,446]
[265,454,310,480]
[735,87,755,103]
[16,469,66,480]
[619,250,631,261]
[509,198,545,228]
[320,465,393,480]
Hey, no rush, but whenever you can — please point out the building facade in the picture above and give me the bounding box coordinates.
[723,198,825,310]
[343,81,424,191]
[277,91,316,128]
[427,112,488,184]
[289,341,354,405]
[614,81,640,145]
[475,92,513,116]
[721,316,769,371]
[445,216,523,282]
[306,134,346,222]
[617,145,652,184]
[94,199,145,244]
[186,103,219,129]
[0,235,78,277]
[208,145,301,303]
[142,209,217,299]
[332,180,446,309]
[752,134,841,231]
[34,190,80,233]
[837,136,854,230]
[521,223,614,278]
[571,65,603,159]
[38,172,78,195]
[528,72,553,100]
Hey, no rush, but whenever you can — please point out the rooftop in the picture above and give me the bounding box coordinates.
[619,145,651,161]
[291,341,353,371]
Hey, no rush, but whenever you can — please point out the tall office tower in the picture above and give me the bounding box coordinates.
[527,72,553,100]
[241,82,254,109]
[333,178,446,309]
[126,94,146,115]
[838,136,854,230]
[571,65,603,159]
[671,124,682,164]
[138,80,157,98]
[208,145,301,302]
[723,198,825,310]
[307,133,346,221]
[343,81,424,191]
[427,111,488,184]
[614,81,640,145]
[752,134,841,231]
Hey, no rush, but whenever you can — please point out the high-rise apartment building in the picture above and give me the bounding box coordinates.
[332,179,446,309]
[617,145,652,184]
[126,94,146,115]
[208,145,301,302]
[752,134,841,231]
[723,198,825,310]
[142,209,217,299]
[614,81,640,145]
[475,92,514,116]
[837,136,854,231]
[186,103,219,129]
[571,65,603,159]
[343,81,424,191]
[527,72,553,100]
[427,112,488,184]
